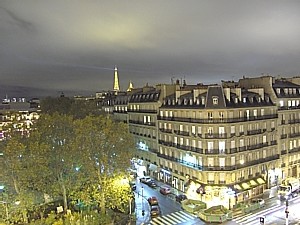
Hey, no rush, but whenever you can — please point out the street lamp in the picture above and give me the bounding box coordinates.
[141,186,144,216]
[285,199,289,225]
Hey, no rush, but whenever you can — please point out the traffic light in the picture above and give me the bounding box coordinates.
[260,216,265,224]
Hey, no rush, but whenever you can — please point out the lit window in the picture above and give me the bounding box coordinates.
[212,97,218,105]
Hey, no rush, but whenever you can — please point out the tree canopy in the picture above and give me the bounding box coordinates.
[1,112,135,224]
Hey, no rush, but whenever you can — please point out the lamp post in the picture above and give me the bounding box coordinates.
[285,199,289,225]
[141,186,145,216]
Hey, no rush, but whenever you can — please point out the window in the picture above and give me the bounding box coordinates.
[253,109,257,117]
[239,139,244,147]
[192,126,196,135]
[212,96,218,105]
[279,100,284,107]
[198,140,202,149]
[263,135,267,143]
[231,140,235,148]
[231,156,235,166]
[208,142,214,150]
[220,173,225,182]
[240,125,244,133]
[219,141,225,153]
[208,158,214,167]
[231,126,235,134]
[219,158,225,167]
[208,173,214,181]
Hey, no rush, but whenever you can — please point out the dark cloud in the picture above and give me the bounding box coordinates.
[1,0,300,97]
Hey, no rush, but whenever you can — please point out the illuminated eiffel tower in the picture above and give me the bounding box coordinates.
[113,66,120,92]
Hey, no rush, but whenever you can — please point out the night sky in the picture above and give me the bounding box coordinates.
[1,1,300,97]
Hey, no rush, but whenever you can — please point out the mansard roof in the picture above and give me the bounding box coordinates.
[161,87,274,109]
[273,80,300,98]
[205,86,226,109]
[114,94,131,105]
[129,90,161,103]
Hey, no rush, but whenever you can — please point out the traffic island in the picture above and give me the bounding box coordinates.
[198,205,233,223]
[181,199,207,214]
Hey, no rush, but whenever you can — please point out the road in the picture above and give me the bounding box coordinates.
[230,196,300,225]
[135,179,300,225]
[135,179,207,225]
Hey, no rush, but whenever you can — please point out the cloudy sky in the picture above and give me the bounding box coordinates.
[1,0,300,97]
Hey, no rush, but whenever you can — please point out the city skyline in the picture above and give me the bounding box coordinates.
[1,1,300,97]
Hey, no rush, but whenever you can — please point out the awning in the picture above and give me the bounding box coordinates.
[257,177,266,184]
[233,177,265,192]
[149,163,158,171]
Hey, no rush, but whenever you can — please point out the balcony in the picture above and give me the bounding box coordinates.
[238,146,247,152]
[281,134,288,139]
[204,133,227,139]
[281,150,287,155]
[228,148,238,154]
[128,120,156,126]
[157,114,278,124]
[289,133,300,138]
[247,143,263,150]
[289,147,300,154]
[205,149,222,154]
[174,130,190,136]
[288,119,300,124]
[127,109,157,114]
[270,140,277,145]
[159,128,172,133]
[247,129,262,135]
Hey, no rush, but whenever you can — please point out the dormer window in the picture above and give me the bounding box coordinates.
[212,96,218,105]
[277,88,280,94]
[235,97,238,103]
[201,97,205,105]
[243,97,246,103]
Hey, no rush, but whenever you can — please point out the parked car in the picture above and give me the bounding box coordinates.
[140,176,152,184]
[150,205,160,217]
[175,194,187,202]
[251,198,265,207]
[147,196,159,206]
[146,180,157,188]
[160,186,171,195]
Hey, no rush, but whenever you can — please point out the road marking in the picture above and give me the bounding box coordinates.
[150,210,197,225]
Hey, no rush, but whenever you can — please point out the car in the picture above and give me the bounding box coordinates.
[150,205,160,217]
[131,184,136,191]
[147,196,159,206]
[140,176,152,184]
[146,180,157,188]
[251,198,265,207]
[175,194,187,202]
[160,186,171,195]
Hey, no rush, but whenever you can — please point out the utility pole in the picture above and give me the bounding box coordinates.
[285,199,289,225]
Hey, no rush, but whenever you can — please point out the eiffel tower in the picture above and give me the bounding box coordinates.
[113,66,120,92]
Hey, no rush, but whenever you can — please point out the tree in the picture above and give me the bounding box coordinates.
[40,96,100,119]
[72,115,135,214]
[31,113,81,213]
[0,135,40,223]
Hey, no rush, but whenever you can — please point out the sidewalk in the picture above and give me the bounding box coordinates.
[232,186,278,218]
[134,182,150,225]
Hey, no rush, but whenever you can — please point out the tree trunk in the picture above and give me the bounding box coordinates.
[62,182,68,212]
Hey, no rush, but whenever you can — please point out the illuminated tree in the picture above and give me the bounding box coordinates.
[72,115,135,214]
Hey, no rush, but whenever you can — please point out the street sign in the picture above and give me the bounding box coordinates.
[260,216,265,225]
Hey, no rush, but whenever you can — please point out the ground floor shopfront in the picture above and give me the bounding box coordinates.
[133,157,273,210]
[138,162,268,209]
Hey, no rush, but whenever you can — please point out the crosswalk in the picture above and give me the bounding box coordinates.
[150,210,197,225]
